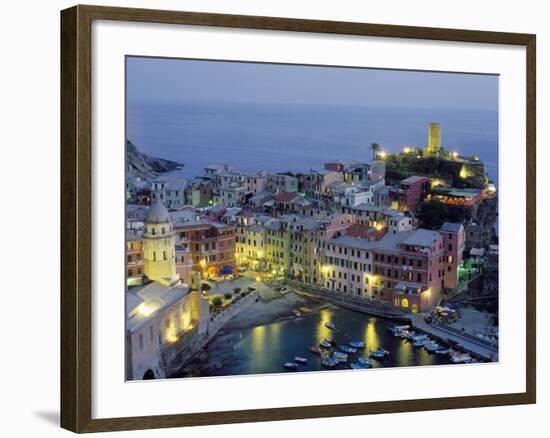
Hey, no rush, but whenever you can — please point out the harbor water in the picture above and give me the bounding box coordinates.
[174,305,454,378]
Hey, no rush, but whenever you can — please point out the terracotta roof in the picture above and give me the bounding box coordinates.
[275,192,300,203]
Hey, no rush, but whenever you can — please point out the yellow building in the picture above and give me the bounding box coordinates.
[142,202,180,287]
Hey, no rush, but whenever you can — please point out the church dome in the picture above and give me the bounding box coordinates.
[146,202,171,224]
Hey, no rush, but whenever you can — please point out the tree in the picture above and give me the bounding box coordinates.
[233,287,242,295]
[212,296,223,308]
[370,142,381,161]
[223,293,232,300]
[416,200,449,230]
[200,282,211,292]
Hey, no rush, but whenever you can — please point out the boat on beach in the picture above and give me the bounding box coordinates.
[284,362,298,370]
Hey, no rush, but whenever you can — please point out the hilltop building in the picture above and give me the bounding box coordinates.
[424,122,442,157]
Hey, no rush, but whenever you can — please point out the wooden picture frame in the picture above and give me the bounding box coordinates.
[60,4,536,433]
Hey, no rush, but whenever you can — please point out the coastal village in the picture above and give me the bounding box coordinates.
[125,123,499,380]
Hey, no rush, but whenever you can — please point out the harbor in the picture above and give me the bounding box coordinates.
[173,286,481,378]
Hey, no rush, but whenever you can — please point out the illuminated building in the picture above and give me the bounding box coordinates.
[142,202,180,287]
[424,122,442,156]
[126,282,209,380]
[389,176,430,212]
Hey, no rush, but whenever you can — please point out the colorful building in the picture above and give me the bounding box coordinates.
[440,222,465,289]
[389,176,430,212]
[174,220,236,278]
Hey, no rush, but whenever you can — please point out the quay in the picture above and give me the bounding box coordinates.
[285,279,498,362]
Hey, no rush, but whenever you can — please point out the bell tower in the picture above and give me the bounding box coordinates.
[142,202,180,287]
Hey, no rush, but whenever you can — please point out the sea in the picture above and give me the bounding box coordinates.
[127,101,499,187]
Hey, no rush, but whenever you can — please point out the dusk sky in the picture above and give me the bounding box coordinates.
[126,56,498,111]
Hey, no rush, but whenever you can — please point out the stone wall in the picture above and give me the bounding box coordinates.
[159,290,258,376]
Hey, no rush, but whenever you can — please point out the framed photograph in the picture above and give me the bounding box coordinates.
[60,5,536,433]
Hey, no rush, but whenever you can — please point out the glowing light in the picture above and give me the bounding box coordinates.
[452,151,459,159]
[255,276,261,282]
[137,302,155,317]
[459,165,472,179]
[257,250,264,258]
[378,151,387,159]
[199,259,207,268]
[374,222,384,231]
[403,147,411,154]
[431,178,445,189]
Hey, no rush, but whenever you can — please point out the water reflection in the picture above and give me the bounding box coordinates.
[178,305,453,378]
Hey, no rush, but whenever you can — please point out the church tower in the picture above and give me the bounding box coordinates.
[142,202,180,287]
[424,122,442,157]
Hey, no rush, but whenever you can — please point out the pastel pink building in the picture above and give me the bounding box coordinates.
[389,176,430,212]
[440,222,465,289]
[372,229,444,313]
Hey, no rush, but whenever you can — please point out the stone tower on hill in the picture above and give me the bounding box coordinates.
[424,122,442,157]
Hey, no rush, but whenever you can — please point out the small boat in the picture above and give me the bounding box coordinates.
[349,341,365,349]
[351,362,370,369]
[284,362,298,370]
[370,350,385,359]
[322,357,337,368]
[324,337,334,345]
[294,356,308,364]
[357,357,373,367]
[435,347,453,355]
[309,346,322,355]
[320,340,332,349]
[425,342,442,353]
[450,353,472,364]
[293,309,302,317]
[325,322,336,330]
[410,334,429,342]
[332,351,348,363]
[280,287,290,295]
[413,340,427,348]
[340,345,358,354]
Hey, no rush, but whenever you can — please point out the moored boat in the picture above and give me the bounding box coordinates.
[357,357,373,367]
[340,345,358,354]
[320,340,332,349]
[351,362,370,369]
[325,322,336,330]
[293,309,302,317]
[349,341,365,349]
[309,346,322,354]
[294,356,308,364]
[332,351,348,363]
[284,362,298,370]
[322,357,337,368]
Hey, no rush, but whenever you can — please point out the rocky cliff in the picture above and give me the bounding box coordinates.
[126,140,183,178]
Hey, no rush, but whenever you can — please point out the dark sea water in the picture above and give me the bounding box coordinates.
[127,101,499,186]
[175,306,455,378]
